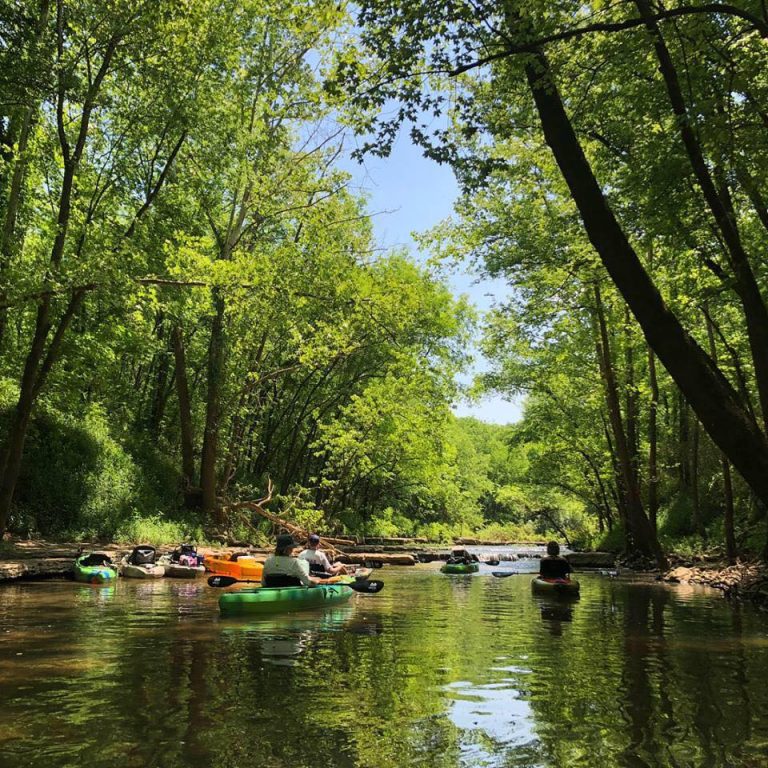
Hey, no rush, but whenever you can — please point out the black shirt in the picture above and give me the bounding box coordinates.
[539,556,572,580]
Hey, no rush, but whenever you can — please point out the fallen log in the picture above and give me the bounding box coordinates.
[336,553,417,566]
[363,537,429,545]
[565,552,617,568]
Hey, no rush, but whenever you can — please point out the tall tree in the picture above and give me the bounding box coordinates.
[335,0,768,560]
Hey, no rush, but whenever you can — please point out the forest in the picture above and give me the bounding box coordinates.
[2,0,768,566]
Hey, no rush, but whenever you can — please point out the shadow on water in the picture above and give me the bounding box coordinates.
[2,571,768,767]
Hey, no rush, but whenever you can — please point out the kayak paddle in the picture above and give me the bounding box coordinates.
[207,574,385,593]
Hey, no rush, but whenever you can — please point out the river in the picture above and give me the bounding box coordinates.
[1,559,767,767]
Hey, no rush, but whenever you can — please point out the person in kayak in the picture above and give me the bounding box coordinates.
[298,533,348,577]
[262,534,321,588]
[447,546,479,565]
[539,541,572,580]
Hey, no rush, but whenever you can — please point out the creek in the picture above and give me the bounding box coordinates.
[1,558,767,767]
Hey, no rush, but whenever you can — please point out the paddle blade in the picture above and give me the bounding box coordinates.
[491,571,518,578]
[349,579,384,594]
[362,560,384,569]
[208,575,242,588]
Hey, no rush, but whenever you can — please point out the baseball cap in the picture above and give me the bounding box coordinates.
[308,533,321,544]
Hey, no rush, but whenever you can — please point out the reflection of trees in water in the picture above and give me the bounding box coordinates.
[9,574,768,768]
[729,605,751,747]
[615,584,764,768]
[618,585,666,768]
[518,578,768,767]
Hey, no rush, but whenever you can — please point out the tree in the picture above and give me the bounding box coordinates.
[334,0,768,562]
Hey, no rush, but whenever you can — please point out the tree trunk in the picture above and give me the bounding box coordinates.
[171,325,196,490]
[705,306,737,562]
[0,290,85,531]
[593,284,662,562]
[691,418,704,538]
[679,395,690,490]
[602,419,628,531]
[635,0,768,434]
[648,346,659,533]
[521,45,768,533]
[200,291,225,522]
[0,28,120,535]
[148,314,171,438]
[623,306,639,488]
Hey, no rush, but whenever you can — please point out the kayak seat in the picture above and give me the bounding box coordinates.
[263,574,303,588]
[80,553,113,567]
[128,546,156,565]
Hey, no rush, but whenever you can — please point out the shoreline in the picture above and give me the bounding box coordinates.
[0,537,617,582]
[661,561,768,609]
[3,535,767,610]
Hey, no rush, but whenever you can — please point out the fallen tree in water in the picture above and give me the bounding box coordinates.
[222,481,352,557]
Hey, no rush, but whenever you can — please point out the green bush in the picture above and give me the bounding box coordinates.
[596,525,625,553]
[114,513,205,545]
[473,521,545,542]
[7,403,182,539]
[414,521,455,543]
[363,507,416,538]
[659,492,695,538]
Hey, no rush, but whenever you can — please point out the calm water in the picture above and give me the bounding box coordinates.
[2,563,768,768]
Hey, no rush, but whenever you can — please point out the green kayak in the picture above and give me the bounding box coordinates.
[74,553,117,584]
[219,583,354,616]
[531,577,580,595]
[440,562,480,574]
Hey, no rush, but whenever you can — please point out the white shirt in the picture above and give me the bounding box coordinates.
[298,548,332,571]
[262,555,312,586]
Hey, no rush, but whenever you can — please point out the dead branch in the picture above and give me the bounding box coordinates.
[224,480,353,557]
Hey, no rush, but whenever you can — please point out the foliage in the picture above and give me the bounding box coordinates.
[114,514,205,547]
[5,0,767,556]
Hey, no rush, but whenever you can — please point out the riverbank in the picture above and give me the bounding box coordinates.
[663,560,768,609]
[0,536,617,582]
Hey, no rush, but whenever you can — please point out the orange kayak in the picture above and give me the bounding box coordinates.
[204,554,264,581]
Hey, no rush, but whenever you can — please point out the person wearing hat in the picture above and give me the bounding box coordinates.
[262,533,320,588]
[298,533,348,577]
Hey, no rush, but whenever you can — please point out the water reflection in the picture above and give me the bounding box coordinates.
[536,598,575,636]
[2,573,768,767]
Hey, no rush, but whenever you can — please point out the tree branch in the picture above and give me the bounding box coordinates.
[448,4,768,77]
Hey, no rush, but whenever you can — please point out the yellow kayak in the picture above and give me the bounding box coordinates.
[204,554,264,581]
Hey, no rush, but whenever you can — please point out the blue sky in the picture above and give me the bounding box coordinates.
[339,135,524,425]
